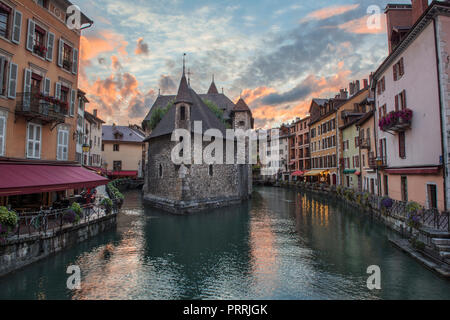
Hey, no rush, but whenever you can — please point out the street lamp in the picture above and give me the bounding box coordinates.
[82,144,90,153]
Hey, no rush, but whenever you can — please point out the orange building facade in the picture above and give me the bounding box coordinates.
[0,1,108,209]
[0,0,92,161]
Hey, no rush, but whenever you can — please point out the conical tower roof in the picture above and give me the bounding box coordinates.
[207,80,219,94]
[233,98,251,112]
[175,74,193,105]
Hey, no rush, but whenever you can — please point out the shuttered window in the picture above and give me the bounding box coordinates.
[399,132,406,159]
[27,123,41,159]
[0,115,5,156]
[7,62,17,98]
[11,9,21,44]
[57,128,69,161]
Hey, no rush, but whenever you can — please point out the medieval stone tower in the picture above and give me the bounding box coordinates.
[142,69,254,214]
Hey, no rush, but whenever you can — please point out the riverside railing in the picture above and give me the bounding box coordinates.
[277,181,450,232]
[5,201,119,241]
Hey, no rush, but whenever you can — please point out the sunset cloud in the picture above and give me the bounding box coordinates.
[331,14,387,34]
[300,4,360,23]
[135,38,150,55]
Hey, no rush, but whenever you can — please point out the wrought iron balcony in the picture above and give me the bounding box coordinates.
[379,109,413,133]
[359,138,371,150]
[16,92,68,126]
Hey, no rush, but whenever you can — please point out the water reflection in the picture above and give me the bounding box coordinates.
[0,187,449,300]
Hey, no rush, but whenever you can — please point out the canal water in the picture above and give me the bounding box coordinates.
[0,187,449,300]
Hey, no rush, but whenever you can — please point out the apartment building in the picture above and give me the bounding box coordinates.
[102,124,146,179]
[372,0,449,210]
[84,109,104,168]
[288,116,310,180]
[307,98,345,185]
[0,1,107,209]
[336,84,370,187]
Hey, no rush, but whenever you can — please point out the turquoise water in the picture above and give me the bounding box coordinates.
[0,187,449,300]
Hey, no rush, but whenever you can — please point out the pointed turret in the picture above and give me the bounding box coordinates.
[207,75,219,94]
[175,74,193,105]
[233,98,251,112]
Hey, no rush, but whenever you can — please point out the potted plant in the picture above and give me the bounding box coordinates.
[101,198,113,214]
[0,206,18,240]
[406,202,422,230]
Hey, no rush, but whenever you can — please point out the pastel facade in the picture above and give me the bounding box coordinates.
[102,124,145,178]
[341,120,360,190]
[84,109,104,168]
[372,1,449,210]
[0,0,91,162]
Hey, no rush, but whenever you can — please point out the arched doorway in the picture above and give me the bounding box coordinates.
[332,174,337,185]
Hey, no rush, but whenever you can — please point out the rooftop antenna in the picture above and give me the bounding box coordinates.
[158,88,160,96]
[212,74,215,83]
[222,87,224,94]
[182,53,186,76]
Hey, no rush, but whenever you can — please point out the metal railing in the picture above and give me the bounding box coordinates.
[15,92,68,123]
[4,201,119,241]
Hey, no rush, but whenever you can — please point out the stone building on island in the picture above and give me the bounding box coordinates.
[142,70,254,214]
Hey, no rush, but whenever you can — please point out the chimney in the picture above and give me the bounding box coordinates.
[339,89,348,99]
[385,4,413,53]
[355,80,360,92]
[363,79,369,89]
[412,0,428,24]
[349,82,355,96]
[93,109,97,117]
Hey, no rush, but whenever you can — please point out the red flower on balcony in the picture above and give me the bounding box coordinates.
[34,44,47,56]
[379,108,413,131]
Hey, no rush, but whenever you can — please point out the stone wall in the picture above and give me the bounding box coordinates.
[0,214,116,277]
[144,133,252,213]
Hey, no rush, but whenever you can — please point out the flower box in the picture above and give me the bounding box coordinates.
[379,109,413,132]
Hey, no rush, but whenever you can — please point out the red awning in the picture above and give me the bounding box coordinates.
[355,171,361,176]
[0,163,109,196]
[109,170,138,177]
[384,167,440,175]
[291,171,305,177]
[85,166,106,175]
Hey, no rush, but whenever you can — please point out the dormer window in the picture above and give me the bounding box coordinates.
[180,105,186,121]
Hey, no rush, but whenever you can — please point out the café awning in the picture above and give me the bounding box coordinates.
[0,163,109,196]
[291,171,304,177]
[108,170,138,177]
[343,169,356,174]
[384,167,440,175]
[304,170,324,177]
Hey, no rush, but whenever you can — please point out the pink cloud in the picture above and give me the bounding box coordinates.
[300,4,360,23]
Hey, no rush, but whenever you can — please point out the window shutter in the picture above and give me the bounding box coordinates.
[8,63,18,99]
[46,32,55,61]
[24,68,32,93]
[0,57,4,93]
[382,77,385,91]
[23,68,32,109]
[58,39,64,67]
[395,94,399,111]
[399,58,404,76]
[402,90,407,109]
[55,82,61,100]
[12,10,22,44]
[72,48,78,74]
[0,116,4,156]
[26,19,35,52]
[44,77,51,96]
[70,89,76,116]
[399,132,405,158]
[393,64,397,81]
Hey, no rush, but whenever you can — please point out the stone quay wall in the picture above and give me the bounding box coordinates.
[0,214,117,277]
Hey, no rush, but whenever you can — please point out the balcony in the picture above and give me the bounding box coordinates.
[379,109,413,133]
[359,138,371,150]
[16,93,68,127]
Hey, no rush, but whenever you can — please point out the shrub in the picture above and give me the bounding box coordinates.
[381,197,393,209]
[0,207,18,239]
[63,209,80,224]
[101,198,113,214]
[71,202,82,216]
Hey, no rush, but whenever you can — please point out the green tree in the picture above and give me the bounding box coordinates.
[149,100,173,130]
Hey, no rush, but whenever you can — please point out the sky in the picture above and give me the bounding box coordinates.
[76,0,411,129]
